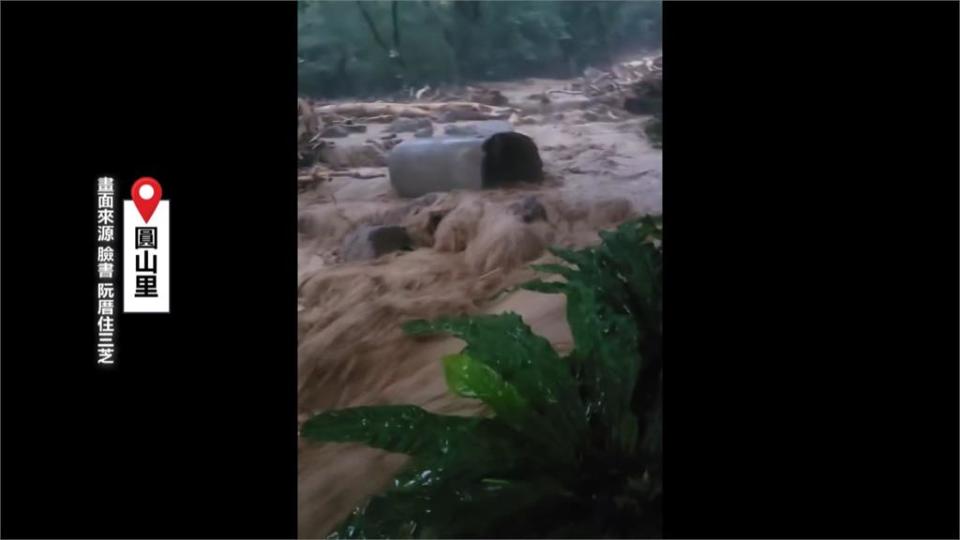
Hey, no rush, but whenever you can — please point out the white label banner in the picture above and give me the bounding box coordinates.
[123,200,170,313]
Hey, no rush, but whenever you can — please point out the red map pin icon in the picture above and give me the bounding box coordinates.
[131,177,162,223]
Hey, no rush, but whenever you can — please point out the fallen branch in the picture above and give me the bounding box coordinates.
[329,169,386,180]
[316,103,432,118]
[314,101,514,120]
[414,85,432,100]
[546,89,584,96]
[360,114,397,123]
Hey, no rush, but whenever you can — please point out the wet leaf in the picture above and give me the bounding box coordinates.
[302,405,484,457]
[442,353,528,417]
[405,313,585,456]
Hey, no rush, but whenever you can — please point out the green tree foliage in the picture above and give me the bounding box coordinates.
[298,1,662,98]
[302,217,663,538]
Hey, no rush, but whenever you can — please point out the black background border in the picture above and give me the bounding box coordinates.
[664,2,959,538]
[2,2,298,538]
[2,1,958,538]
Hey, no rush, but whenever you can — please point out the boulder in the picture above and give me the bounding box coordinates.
[344,123,368,133]
[378,193,440,226]
[319,125,350,138]
[467,87,509,106]
[509,196,547,223]
[340,225,413,262]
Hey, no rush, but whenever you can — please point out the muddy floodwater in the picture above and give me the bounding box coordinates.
[297,62,661,538]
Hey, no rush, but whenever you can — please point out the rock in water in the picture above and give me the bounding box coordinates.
[319,125,350,138]
[510,196,547,223]
[344,123,368,133]
[467,87,509,106]
[414,125,434,138]
[340,225,413,262]
[378,193,440,226]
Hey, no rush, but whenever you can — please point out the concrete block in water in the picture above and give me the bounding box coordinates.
[388,131,544,198]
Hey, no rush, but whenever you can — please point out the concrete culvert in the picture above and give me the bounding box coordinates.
[388,131,544,198]
[481,132,544,189]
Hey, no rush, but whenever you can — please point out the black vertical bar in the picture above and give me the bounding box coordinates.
[1,2,298,538]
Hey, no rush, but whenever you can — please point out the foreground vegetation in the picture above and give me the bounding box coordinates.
[302,217,663,538]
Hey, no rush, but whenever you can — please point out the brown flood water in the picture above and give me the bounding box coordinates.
[297,71,662,538]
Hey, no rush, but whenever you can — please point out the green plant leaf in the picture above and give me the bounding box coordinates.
[442,353,528,417]
[519,279,566,295]
[529,263,577,280]
[547,245,593,268]
[522,217,662,449]
[302,405,483,457]
[332,472,572,539]
[405,314,586,454]
[564,281,641,444]
[405,314,573,407]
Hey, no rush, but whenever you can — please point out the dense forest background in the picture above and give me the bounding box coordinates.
[298,1,662,98]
